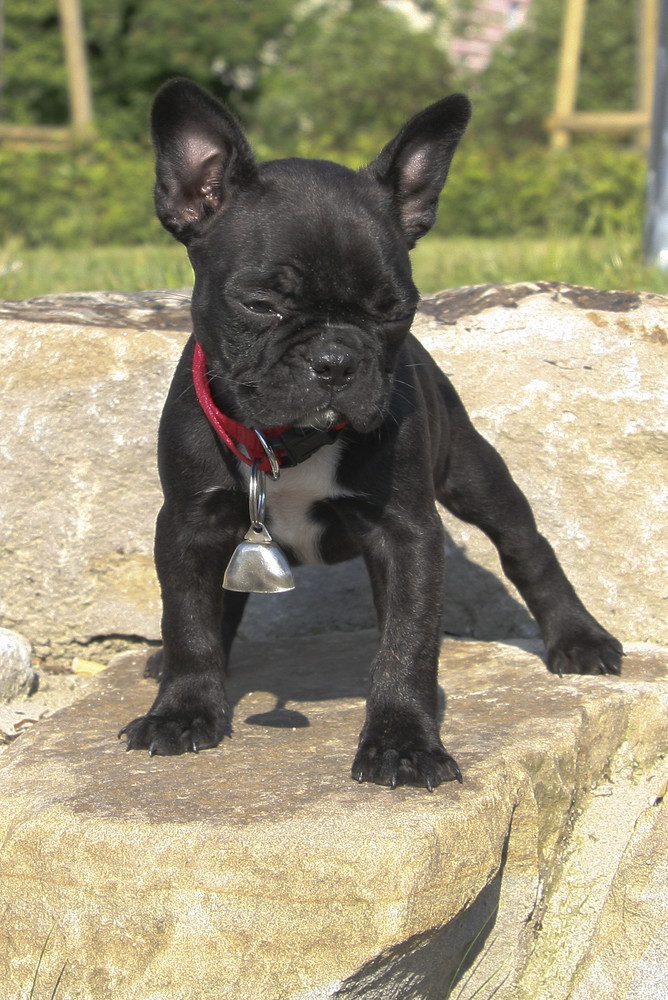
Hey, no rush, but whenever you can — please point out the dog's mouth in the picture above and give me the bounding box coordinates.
[235,360,390,435]
[296,407,344,431]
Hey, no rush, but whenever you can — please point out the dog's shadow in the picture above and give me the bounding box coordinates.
[239,527,537,647]
[223,626,377,731]
[243,700,311,730]
[145,528,537,731]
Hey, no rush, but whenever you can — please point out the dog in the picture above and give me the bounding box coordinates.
[119,79,623,789]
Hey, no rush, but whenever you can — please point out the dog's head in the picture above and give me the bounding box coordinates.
[151,79,470,433]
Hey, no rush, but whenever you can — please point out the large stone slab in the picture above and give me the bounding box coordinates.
[0,282,666,664]
[0,291,186,666]
[415,284,668,646]
[519,772,668,1000]
[570,792,668,1000]
[0,633,666,1000]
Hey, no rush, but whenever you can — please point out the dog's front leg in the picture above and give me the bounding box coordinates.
[120,501,235,755]
[351,508,461,790]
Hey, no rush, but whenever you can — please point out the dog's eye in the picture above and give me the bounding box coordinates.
[243,300,282,319]
[385,313,413,330]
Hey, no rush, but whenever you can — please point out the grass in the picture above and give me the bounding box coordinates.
[0,241,194,300]
[1,233,667,301]
[442,902,510,1000]
[412,232,668,295]
[28,924,67,1000]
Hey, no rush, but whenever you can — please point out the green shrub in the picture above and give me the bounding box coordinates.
[0,136,163,248]
[439,141,647,238]
[0,133,647,249]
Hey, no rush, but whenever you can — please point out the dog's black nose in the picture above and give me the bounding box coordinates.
[310,346,358,386]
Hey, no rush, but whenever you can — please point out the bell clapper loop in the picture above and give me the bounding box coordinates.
[248,461,267,529]
[253,429,281,481]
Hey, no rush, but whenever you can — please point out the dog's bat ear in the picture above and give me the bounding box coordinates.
[365,94,471,248]
[150,78,258,243]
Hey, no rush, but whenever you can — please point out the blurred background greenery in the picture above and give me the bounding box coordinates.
[0,0,663,298]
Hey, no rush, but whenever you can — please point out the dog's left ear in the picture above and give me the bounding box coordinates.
[365,94,471,247]
[151,78,258,243]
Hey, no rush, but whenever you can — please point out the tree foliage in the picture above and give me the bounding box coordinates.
[250,0,454,161]
[1,0,640,152]
[1,0,69,124]
[0,0,646,250]
[2,0,296,137]
[2,0,454,151]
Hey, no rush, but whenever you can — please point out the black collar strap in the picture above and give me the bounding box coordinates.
[265,424,346,467]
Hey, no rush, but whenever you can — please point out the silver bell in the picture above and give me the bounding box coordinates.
[223,455,295,594]
[223,522,295,593]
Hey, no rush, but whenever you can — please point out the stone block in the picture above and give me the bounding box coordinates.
[0,633,666,999]
[1,282,666,664]
[415,283,668,646]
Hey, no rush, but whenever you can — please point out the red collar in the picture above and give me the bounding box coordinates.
[192,342,346,472]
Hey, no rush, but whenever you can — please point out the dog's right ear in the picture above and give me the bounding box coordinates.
[151,79,258,243]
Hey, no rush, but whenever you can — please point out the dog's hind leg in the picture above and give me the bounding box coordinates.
[435,400,623,676]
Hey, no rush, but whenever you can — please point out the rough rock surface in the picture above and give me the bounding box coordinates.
[416,283,668,646]
[1,280,666,999]
[1,281,666,665]
[0,290,183,665]
[0,633,666,1000]
[0,626,34,701]
[0,668,92,747]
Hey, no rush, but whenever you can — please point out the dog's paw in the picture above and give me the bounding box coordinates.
[547,624,624,677]
[119,692,229,756]
[351,733,462,791]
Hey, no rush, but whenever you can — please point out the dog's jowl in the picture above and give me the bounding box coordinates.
[119,79,623,789]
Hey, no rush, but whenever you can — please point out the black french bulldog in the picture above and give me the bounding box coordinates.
[119,79,623,789]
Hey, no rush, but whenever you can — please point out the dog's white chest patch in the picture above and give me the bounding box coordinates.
[256,441,350,565]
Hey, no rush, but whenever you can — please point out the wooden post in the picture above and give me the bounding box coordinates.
[549,0,658,150]
[58,0,93,132]
[638,0,659,148]
[551,0,587,150]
